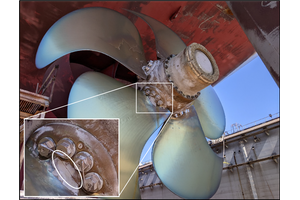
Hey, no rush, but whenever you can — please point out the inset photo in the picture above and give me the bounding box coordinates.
[23,118,119,197]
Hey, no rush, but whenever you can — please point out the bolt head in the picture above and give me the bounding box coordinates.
[155,95,161,101]
[37,137,56,158]
[56,138,76,159]
[83,172,103,193]
[150,90,156,97]
[145,89,151,96]
[148,60,153,66]
[157,100,163,106]
[74,151,94,172]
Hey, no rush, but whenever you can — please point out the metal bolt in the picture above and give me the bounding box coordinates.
[174,86,178,90]
[83,172,103,193]
[74,151,94,173]
[157,100,163,107]
[155,95,161,101]
[145,89,151,96]
[150,90,156,97]
[243,138,247,143]
[197,92,200,96]
[225,144,229,148]
[167,74,171,79]
[164,64,168,69]
[186,95,190,99]
[37,137,56,158]
[148,60,153,67]
[145,66,150,71]
[56,138,76,159]
[180,111,184,115]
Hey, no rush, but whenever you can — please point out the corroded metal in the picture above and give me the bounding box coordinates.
[138,43,220,117]
[25,121,118,196]
[152,106,223,199]
[35,7,147,79]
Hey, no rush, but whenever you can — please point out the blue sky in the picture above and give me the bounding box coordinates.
[140,55,280,164]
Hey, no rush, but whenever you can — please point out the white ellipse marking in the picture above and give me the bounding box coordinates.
[51,149,83,190]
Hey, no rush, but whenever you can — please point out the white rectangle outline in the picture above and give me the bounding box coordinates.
[23,117,121,198]
[135,82,173,114]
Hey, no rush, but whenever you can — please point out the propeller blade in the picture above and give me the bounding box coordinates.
[67,71,170,198]
[36,7,147,79]
[193,85,226,139]
[152,106,223,199]
[126,10,186,60]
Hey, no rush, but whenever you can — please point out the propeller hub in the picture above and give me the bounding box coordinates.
[139,43,219,116]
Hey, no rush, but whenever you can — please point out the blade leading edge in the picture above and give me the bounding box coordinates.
[193,85,226,139]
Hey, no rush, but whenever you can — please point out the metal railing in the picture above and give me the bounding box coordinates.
[207,112,279,143]
[224,112,280,136]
